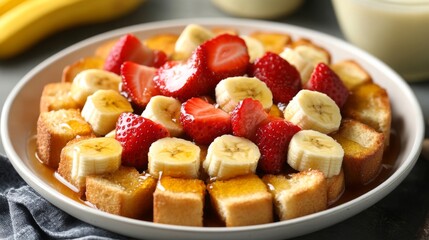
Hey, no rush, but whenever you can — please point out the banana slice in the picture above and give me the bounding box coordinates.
[148,137,201,179]
[280,45,330,85]
[215,76,273,113]
[141,95,183,137]
[240,35,265,62]
[174,24,214,60]
[71,137,122,185]
[287,130,344,178]
[283,89,341,134]
[70,69,121,106]
[81,89,133,136]
[203,134,260,180]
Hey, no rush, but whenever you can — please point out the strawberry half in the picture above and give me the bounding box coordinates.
[202,34,250,82]
[180,97,231,145]
[255,119,301,174]
[104,34,156,74]
[230,98,268,141]
[120,61,160,112]
[115,112,170,171]
[306,63,349,108]
[250,52,301,104]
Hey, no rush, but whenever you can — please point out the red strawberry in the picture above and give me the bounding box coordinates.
[104,34,155,74]
[306,63,349,108]
[120,61,160,111]
[153,50,209,101]
[230,98,268,141]
[153,50,168,68]
[255,119,301,174]
[250,52,301,104]
[180,97,231,145]
[202,34,250,82]
[115,112,170,171]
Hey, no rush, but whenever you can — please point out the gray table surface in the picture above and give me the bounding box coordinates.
[1,0,429,239]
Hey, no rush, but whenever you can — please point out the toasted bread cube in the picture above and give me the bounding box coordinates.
[262,170,327,220]
[143,33,179,57]
[326,169,345,205]
[61,56,104,83]
[342,83,391,147]
[85,167,157,219]
[153,176,206,226]
[40,82,79,113]
[37,109,93,168]
[331,60,372,90]
[207,174,273,227]
[57,136,95,197]
[332,119,385,186]
[94,39,118,60]
[211,27,239,36]
[249,31,291,54]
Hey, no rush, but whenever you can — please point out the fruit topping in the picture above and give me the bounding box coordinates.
[306,63,349,108]
[230,98,268,140]
[180,97,231,145]
[115,112,170,171]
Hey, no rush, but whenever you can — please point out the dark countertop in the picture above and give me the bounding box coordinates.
[1,0,428,239]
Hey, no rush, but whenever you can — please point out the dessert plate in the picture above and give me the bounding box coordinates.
[0,18,424,239]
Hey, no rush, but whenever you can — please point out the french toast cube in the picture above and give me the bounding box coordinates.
[153,176,206,227]
[37,109,93,168]
[326,168,345,205]
[39,82,79,113]
[207,174,273,227]
[342,82,391,147]
[331,60,372,90]
[61,56,104,83]
[249,31,292,54]
[57,136,94,197]
[331,119,385,186]
[85,167,157,219]
[262,170,327,220]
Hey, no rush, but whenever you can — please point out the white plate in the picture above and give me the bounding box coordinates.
[0,18,424,239]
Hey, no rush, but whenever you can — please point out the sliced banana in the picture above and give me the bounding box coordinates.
[215,76,273,113]
[283,89,341,134]
[203,134,260,180]
[148,137,201,179]
[141,95,183,137]
[174,24,214,60]
[71,137,122,185]
[70,69,121,106]
[240,35,265,62]
[287,130,344,178]
[81,89,133,136]
[280,45,330,85]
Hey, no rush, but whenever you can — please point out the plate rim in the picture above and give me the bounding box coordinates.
[0,18,424,239]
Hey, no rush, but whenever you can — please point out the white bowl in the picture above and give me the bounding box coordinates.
[0,18,424,239]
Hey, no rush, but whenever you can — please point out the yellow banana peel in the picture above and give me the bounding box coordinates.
[0,0,143,59]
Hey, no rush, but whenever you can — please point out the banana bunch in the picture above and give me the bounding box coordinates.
[0,0,143,59]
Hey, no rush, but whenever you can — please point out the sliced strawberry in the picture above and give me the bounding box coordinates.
[104,34,155,74]
[120,61,160,110]
[153,50,168,68]
[153,50,209,101]
[115,112,170,171]
[230,98,268,141]
[250,52,301,104]
[255,119,301,174]
[180,97,231,145]
[202,34,250,82]
[306,63,349,108]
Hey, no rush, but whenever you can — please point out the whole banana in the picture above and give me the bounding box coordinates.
[0,0,143,59]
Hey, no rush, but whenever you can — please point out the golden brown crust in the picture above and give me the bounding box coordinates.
[331,60,372,90]
[289,38,331,64]
[153,176,205,226]
[207,174,273,226]
[249,31,292,54]
[326,169,345,205]
[262,170,327,220]
[36,109,93,169]
[331,119,385,186]
[40,82,79,113]
[85,167,157,219]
